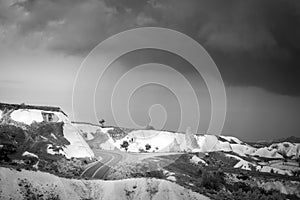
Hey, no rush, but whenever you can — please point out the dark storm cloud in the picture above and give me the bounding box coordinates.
[4,0,154,54]
[112,0,300,96]
[1,0,300,95]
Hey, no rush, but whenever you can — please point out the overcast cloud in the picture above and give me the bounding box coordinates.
[1,0,299,96]
[0,0,300,141]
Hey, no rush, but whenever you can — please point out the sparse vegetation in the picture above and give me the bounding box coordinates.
[226,182,286,200]
[18,178,60,200]
[107,127,133,141]
[0,121,93,178]
[197,169,225,190]
[145,153,300,200]
[1,104,300,199]
[38,157,87,178]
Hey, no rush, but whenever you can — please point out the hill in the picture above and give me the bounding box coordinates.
[73,123,300,158]
[0,167,209,200]
[0,102,94,159]
[74,122,300,177]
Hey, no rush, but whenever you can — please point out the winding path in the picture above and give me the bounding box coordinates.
[81,150,123,179]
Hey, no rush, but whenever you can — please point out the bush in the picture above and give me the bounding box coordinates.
[0,124,25,145]
[200,169,225,190]
[99,119,105,127]
[197,168,203,176]
[120,141,129,151]
[228,182,251,193]
[145,170,165,179]
[23,156,38,166]
[39,157,85,177]
[107,162,148,180]
[0,143,17,162]
[231,187,285,200]
[237,173,249,180]
[145,144,151,150]
[283,143,290,148]
[227,181,287,200]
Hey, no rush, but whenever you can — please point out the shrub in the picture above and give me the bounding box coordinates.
[283,143,290,148]
[145,144,151,150]
[23,156,38,166]
[200,169,225,190]
[145,170,165,179]
[231,187,285,200]
[237,173,249,180]
[197,168,203,176]
[0,143,17,162]
[99,119,105,127]
[120,141,129,151]
[39,157,85,177]
[107,162,148,180]
[0,124,25,145]
[228,182,251,193]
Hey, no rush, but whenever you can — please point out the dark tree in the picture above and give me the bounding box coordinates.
[99,119,105,127]
[120,140,129,151]
[145,144,151,150]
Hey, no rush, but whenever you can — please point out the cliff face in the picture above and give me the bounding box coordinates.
[0,102,94,159]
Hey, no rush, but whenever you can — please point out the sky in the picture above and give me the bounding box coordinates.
[0,0,300,141]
